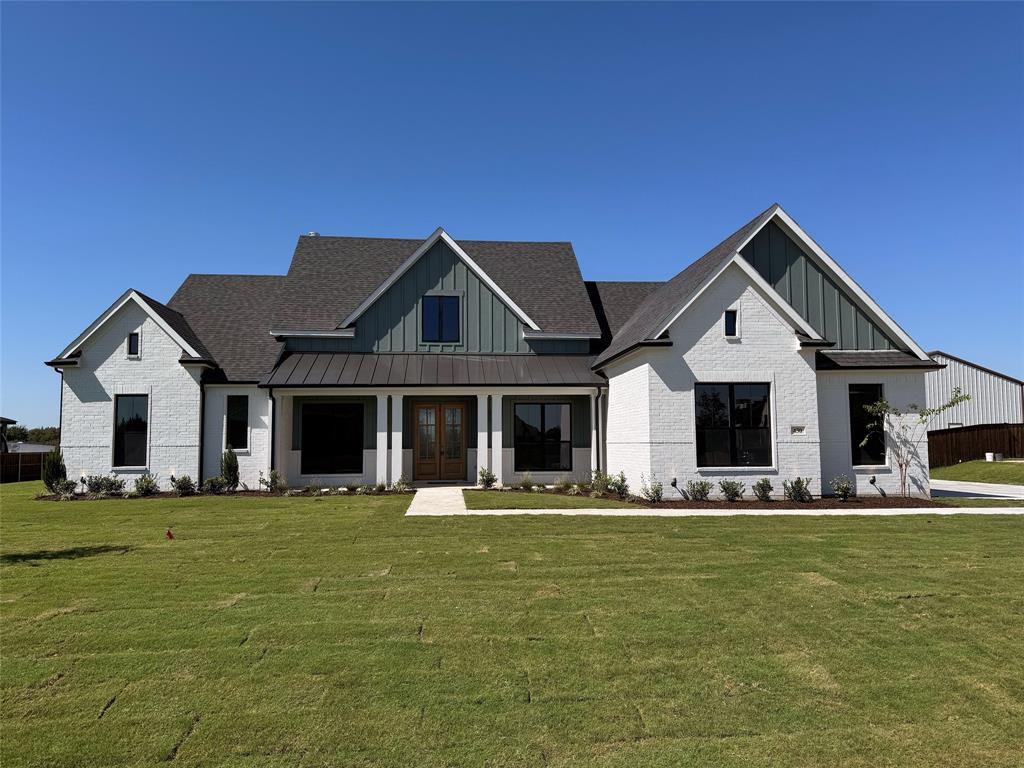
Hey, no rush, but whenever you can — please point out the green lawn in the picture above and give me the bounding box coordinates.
[3,481,1023,767]
[933,497,1024,508]
[464,489,637,509]
[932,460,1024,485]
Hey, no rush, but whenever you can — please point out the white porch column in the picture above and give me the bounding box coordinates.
[590,391,598,477]
[490,394,503,487]
[476,394,489,483]
[375,394,388,484]
[390,394,403,484]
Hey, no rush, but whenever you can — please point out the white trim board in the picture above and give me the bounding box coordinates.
[56,289,201,360]
[339,228,541,331]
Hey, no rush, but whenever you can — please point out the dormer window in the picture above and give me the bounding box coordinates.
[422,295,460,343]
[127,331,140,357]
[724,310,738,338]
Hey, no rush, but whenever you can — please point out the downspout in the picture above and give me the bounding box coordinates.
[197,378,206,484]
[58,370,64,452]
[269,387,276,476]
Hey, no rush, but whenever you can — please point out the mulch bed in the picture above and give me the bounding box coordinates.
[34,489,407,502]
[488,489,945,509]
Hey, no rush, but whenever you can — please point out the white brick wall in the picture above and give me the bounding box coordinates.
[605,263,822,498]
[818,370,931,497]
[60,301,201,489]
[202,386,271,488]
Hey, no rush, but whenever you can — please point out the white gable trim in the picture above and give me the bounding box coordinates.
[655,255,823,341]
[735,208,929,360]
[339,228,541,331]
[56,289,200,359]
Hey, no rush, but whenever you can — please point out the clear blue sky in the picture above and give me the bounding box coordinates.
[2,2,1022,426]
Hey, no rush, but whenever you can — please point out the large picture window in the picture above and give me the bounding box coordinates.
[422,295,460,343]
[849,383,885,465]
[225,395,248,450]
[301,402,363,475]
[114,394,148,467]
[514,402,571,472]
[695,383,771,467]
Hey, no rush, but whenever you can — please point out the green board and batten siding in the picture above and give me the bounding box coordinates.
[285,241,588,355]
[740,221,899,351]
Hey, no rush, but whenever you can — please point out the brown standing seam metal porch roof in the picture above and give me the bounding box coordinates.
[260,353,606,388]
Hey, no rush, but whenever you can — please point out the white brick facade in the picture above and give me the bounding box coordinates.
[60,302,201,489]
[202,385,272,489]
[605,263,822,498]
[818,370,931,497]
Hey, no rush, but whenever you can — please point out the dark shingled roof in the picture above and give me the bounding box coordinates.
[271,235,601,336]
[261,352,604,387]
[815,351,942,370]
[168,275,285,381]
[133,290,215,361]
[586,281,663,338]
[592,204,781,368]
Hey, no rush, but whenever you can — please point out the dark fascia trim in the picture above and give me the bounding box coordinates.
[799,338,835,348]
[179,357,218,368]
[257,381,605,389]
[816,354,944,372]
[928,350,1024,386]
[45,357,79,368]
[591,339,673,371]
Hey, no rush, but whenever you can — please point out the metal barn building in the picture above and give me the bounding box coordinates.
[926,351,1024,430]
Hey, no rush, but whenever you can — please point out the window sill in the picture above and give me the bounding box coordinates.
[227,449,251,456]
[112,466,148,472]
[852,465,891,473]
[724,336,742,343]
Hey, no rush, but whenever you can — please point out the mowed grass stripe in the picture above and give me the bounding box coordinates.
[2,481,1022,767]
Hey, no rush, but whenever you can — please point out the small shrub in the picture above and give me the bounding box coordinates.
[202,476,228,495]
[567,484,583,496]
[306,478,324,496]
[685,479,713,502]
[478,466,497,489]
[258,470,285,494]
[752,478,773,503]
[374,481,387,494]
[608,471,629,499]
[134,473,160,497]
[517,472,535,492]
[640,473,664,503]
[590,470,611,495]
[783,477,813,503]
[52,478,78,500]
[588,490,601,499]
[554,475,574,493]
[42,448,67,493]
[718,479,745,502]
[170,475,196,497]
[391,475,411,493]
[220,449,239,491]
[344,482,360,493]
[355,484,373,495]
[830,474,855,502]
[84,475,125,497]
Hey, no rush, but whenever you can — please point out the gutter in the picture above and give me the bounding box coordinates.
[269,387,276,475]
[197,378,206,484]
[591,339,673,371]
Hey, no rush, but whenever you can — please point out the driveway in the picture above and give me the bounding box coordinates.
[930,479,1024,499]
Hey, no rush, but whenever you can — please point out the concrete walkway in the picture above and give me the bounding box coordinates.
[405,487,1024,516]
[930,479,1024,499]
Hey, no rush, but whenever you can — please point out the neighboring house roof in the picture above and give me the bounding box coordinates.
[592,203,782,368]
[261,352,604,387]
[815,351,942,370]
[586,281,663,338]
[8,442,57,453]
[928,350,1024,386]
[168,275,286,382]
[270,233,601,336]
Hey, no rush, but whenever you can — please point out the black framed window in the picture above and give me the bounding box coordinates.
[695,383,771,467]
[114,395,148,467]
[849,383,885,465]
[127,332,140,356]
[514,402,571,471]
[724,310,737,337]
[422,295,460,343]
[301,402,363,474]
[226,395,248,450]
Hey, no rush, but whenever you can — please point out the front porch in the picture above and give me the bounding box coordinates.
[269,387,603,488]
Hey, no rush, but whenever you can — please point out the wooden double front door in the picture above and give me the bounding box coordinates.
[414,403,467,481]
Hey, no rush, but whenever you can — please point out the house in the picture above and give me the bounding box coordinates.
[46,204,942,497]
[7,442,59,454]
[0,417,15,454]
[925,351,1023,430]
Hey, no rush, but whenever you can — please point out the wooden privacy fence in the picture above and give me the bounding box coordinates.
[1,452,45,483]
[928,423,1024,468]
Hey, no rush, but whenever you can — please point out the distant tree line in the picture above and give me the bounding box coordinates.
[5,426,60,445]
